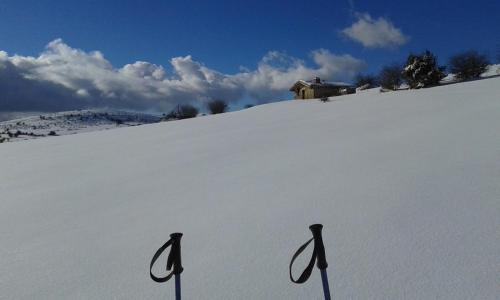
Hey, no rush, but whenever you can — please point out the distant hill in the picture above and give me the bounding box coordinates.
[0,110,161,143]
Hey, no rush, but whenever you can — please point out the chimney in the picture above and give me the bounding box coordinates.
[314,77,321,83]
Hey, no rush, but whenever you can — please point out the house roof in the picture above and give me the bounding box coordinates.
[289,79,353,92]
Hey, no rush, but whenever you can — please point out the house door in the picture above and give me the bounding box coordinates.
[301,90,305,99]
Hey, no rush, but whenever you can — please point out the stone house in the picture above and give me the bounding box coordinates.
[289,77,355,99]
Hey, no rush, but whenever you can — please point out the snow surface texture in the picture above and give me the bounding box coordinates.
[1,78,499,299]
[0,110,160,143]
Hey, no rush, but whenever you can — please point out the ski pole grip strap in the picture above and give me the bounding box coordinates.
[290,224,329,284]
[150,233,184,283]
[289,237,316,284]
[309,224,328,269]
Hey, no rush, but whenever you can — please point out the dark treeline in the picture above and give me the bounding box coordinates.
[355,49,493,91]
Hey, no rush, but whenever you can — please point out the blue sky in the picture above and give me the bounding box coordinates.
[0,0,499,116]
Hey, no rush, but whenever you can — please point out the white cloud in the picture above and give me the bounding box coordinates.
[0,39,366,115]
[342,13,409,49]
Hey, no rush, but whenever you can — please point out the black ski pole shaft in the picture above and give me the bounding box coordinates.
[175,273,181,300]
[309,224,331,300]
[150,232,184,300]
[320,269,331,300]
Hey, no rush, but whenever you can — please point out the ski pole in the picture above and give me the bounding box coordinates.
[289,224,331,300]
[175,273,181,300]
[311,224,331,300]
[150,232,184,300]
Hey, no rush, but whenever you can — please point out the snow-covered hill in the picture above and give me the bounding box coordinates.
[0,110,161,143]
[0,78,499,299]
[439,64,500,84]
[482,63,500,77]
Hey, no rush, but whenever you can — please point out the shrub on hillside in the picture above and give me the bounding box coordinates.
[207,99,228,114]
[177,104,199,119]
[354,74,378,89]
[379,64,403,91]
[448,50,490,81]
[165,104,199,120]
[402,50,445,88]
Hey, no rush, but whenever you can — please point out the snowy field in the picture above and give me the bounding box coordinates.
[1,77,499,299]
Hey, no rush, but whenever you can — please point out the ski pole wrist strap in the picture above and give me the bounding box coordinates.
[289,237,315,283]
[150,233,183,283]
[289,224,328,284]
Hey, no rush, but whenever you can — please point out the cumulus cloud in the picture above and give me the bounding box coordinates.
[0,39,366,117]
[342,13,409,49]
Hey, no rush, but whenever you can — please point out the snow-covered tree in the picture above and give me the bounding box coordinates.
[402,50,445,88]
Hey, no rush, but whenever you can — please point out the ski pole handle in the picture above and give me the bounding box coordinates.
[150,232,184,282]
[167,233,183,275]
[291,224,331,300]
[309,224,328,270]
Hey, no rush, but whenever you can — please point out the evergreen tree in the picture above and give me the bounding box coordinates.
[164,104,199,120]
[177,104,199,119]
[402,50,445,88]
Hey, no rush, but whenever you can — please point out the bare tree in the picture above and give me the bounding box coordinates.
[354,73,379,89]
[448,50,490,80]
[207,99,228,114]
[379,64,403,91]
